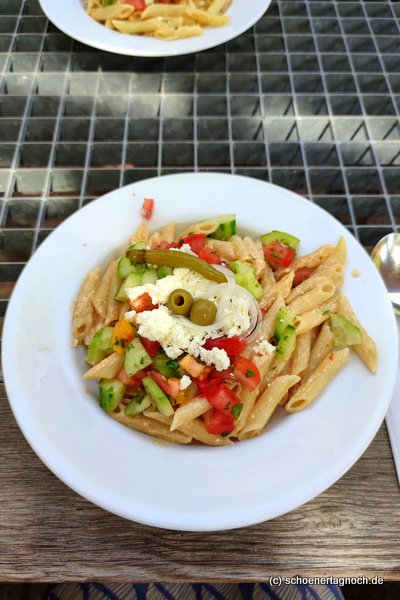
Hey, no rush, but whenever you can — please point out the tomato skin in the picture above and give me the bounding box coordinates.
[198,246,221,264]
[140,197,154,219]
[182,234,206,254]
[128,292,158,313]
[233,355,261,391]
[117,367,147,387]
[203,336,247,356]
[147,369,171,397]
[207,383,241,417]
[263,241,296,269]
[158,240,180,250]
[139,336,160,357]
[196,377,221,398]
[293,267,313,286]
[122,0,146,11]
[206,408,234,435]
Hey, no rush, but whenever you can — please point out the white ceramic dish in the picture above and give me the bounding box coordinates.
[38,0,271,57]
[3,173,398,531]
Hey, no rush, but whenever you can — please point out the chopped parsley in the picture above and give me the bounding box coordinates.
[245,369,255,378]
[232,403,243,419]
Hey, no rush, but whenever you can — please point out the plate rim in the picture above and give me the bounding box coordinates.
[3,172,399,531]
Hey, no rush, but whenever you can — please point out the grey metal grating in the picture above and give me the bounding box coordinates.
[0,0,400,365]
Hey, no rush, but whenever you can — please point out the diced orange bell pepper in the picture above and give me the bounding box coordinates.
[179,354,208,379]
[112,317,135,355]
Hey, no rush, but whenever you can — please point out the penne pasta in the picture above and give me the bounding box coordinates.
[74,209,377,446]
[85,0,231,41]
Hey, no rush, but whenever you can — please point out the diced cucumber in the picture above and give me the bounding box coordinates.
[141,268,158,285]
[128,241,147,250]
[123,337,153,376]
[208,214,236,240]
[87,326,114,366]
[99,378,126,413]
[115,272,142,302]
[229,260,263,301]
[142,377,174,417]
[157,265,173,279]
[274,306,296,341]
[275,325,297,361]
[117,255,141,280]
[330,314,362,347]
[152,352,181,378]
[124,393,152,417]
[260,230,300,249]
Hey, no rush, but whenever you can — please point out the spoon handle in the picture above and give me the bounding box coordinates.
[385,318,400,486]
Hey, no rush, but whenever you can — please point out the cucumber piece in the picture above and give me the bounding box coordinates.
[260,230,300,249]
[99,378,126,412]
[152,352,181,378]
[330,314,362,347]
[87,326,114,366]
[229,260,263,301]
[157,265,173,279]
[128,241,147,250]
[124,393,152,417]
[275,325,297,361]
[208,214,236,240]
[274,306,296,341]
[124,337,153,376]
[115,272,142,302]
[141,268,158,285]
[142,377,174,417]
[117,255,141,280]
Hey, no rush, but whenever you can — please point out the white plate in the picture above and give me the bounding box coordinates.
[39,0,271,57]
[3,173,398,531]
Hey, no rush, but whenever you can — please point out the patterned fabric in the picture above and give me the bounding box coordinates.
[41,583,345,600]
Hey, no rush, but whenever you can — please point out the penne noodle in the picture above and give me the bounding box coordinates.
[104,260,120,326]
[83,352,124,380]
[260,271,294,310]
[170,397,211,431]
[112,411,192,445]
[287,280,336,315]
[285,348,350,413]
[239,375,300,438]
[305,321,334,378]
[92,260,114,318]
[290,330,312,377]
[295,295,338,335]
[72,268,100,345]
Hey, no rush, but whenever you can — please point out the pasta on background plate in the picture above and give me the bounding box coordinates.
[73,206,377,446]
[85,0,232,40]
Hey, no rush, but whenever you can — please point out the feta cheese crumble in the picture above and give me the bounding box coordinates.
[179,375,192,390]
[253,339,276,356]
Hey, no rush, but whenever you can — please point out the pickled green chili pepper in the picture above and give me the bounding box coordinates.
[126,249,227,284]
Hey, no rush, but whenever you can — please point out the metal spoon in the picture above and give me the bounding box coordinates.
[371,232,400,315]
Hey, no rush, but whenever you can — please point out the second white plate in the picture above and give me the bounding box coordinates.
[39,1,272,57]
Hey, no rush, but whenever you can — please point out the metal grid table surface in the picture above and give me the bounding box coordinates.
[0,0,399,361]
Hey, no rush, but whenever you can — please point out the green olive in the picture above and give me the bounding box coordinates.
[168,288,193,316]
[190,299,217,326]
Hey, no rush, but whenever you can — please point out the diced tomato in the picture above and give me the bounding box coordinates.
[122,0,146,11]
[293,267,313,286]
[140,197,154,219]
[128,292,158,313]
[196,377,222,399]
[233,355,261,391]
[198,246,221,265]
[147,369,171,397]
[203,335,247,356]
[158,240,180,250]
[263,241,296,269]
[182,234,206,255]
[139,336,160,357]
[205,408,234,435]
[167,377,181,400]
[117,367,147,387]
[207,383,241,418]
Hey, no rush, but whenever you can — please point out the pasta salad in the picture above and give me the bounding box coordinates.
[85,0,231,40]
[73,209,377,446]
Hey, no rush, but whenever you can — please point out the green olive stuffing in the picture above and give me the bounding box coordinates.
[168,288,193,316]
[190,299,217,326]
